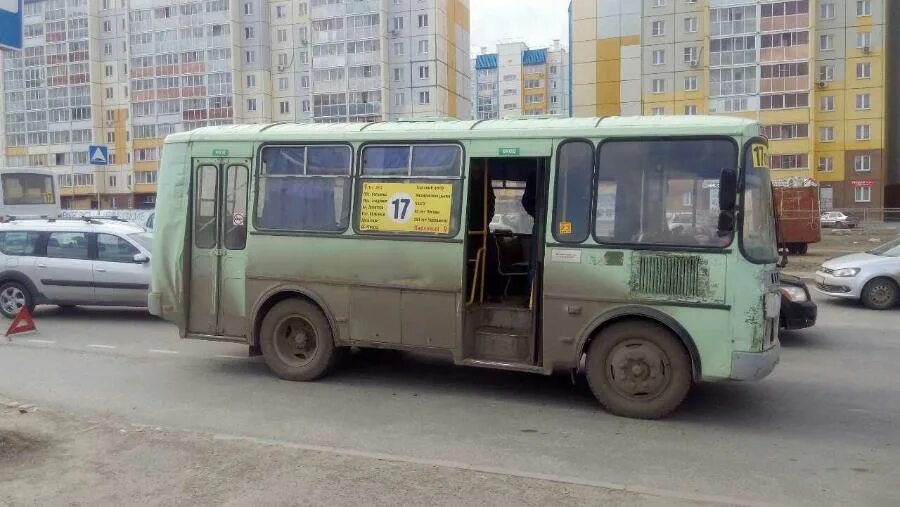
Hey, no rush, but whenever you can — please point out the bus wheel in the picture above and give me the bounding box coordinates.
[259,299,338,381]
[585,321,692,419]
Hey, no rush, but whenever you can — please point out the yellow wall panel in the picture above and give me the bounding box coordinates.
[596,38,622,60]
[596,59,620,83]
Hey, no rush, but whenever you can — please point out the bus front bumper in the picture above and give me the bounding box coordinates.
[730,341,780,381]
[148,292,162,317]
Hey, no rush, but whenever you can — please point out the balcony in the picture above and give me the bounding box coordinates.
[348,76,382,91]
[313,30,346,44]
[312,54,347,69]
[311,3,347,20]
[347,26,379,40]
[312,80,348,93]
[347,51,381,66]
[347,0,380,15]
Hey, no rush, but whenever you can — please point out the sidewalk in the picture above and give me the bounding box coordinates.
[0,400,711,507]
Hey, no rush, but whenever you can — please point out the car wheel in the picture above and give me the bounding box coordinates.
[0,281,35,319]
[860,278,899,310]
[259,299,340,381]
[585,321,692,419]
[796,243,808,255]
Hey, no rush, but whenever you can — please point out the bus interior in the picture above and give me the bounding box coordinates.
[464,157,549,367]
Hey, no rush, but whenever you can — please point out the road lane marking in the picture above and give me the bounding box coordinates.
[26,339,56,344]
[214,354,246,360]
[88,344,117,349]
[148,349,179,355]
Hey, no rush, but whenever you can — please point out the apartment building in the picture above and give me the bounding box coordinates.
[570,0,895,211]
[472,40,569,119]
[0,0,471,209]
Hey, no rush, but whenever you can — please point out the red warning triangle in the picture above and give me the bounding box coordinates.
[6,307,36,337]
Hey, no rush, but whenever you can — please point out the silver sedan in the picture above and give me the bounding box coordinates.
[814,237,900,310]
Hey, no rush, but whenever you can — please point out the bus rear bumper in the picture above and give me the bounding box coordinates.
[730,341,780,381]
[148,292,162,317]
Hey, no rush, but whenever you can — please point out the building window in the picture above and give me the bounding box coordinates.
[652,78,665,93]
[277,29,288,43]
[105,65,114,77]
[276,5,286,18]
[856,124,871,140]
[247,74,256,87]
[394,42,404,56]
[855,186,871,203]
[301,76,310,87]
[857,0,871,17]
[818,64,834,82]
[418,91,430,104]
[394,92,405,106]
[245,50,256,63]
[302,100,310,112]
[245,26,255,39]
[820,3,835,19]
[103,20,112,32]
[298,2,308,16]
[419,65,430,79]
[684,105,697,115]
[652,49,665,65]
[651,20,665,36]
[856,93,871,110]
[279,101,290,114]
[855,154,872,172]
[653,0,666,7]
[393,68,403,81]
[857,62,871,79]
[244,2,253,15]
[418,14,428,28]
[651,107,665,116]
[769,154,809,170]
[762,123,809,140]
[819,34,833,51]
[857,31,872,49]
[278,77,289,91]
[418,39,429,55]
[820,95,835,112]
[684,17,698,33]
[683,46,699,63]
[105,87,114,99]
[393,16,404,30]
[247,98,258,112]
[684,76,698,91]
[818,156,834,172]
[819,126,835,142]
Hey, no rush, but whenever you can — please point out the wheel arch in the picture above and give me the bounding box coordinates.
[0,270,45,304]
[249,284,339,348]
[576,305,702,381]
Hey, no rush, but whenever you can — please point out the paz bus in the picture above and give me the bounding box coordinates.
[149,116,781,419]
[0,167,61,221]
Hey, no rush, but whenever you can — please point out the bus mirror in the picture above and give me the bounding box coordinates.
[717,211,735,236]
[719,168,737,211]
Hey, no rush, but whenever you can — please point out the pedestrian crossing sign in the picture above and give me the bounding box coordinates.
[89,145,108,165]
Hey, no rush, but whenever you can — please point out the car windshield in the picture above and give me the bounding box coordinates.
[867,237,900,257]
[128,232,153,251]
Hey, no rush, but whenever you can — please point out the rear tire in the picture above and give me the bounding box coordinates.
[860,278,899,310]
[259,299,339,381]
[0,281,34,319]
[585,321,692,419]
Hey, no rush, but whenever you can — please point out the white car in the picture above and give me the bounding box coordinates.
[814,237,900,310]
[820,211,859,228]
[0,218,152,318]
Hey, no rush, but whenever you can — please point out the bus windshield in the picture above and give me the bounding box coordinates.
[2,173,55,205]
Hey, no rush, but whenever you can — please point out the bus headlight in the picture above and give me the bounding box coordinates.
[832,268,860,278]
[780,286,808,302]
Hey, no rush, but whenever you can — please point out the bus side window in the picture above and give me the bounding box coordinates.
[553,141,593,243]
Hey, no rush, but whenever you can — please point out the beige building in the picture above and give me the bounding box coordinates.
[570,0,896,211]
[0,0,471,209]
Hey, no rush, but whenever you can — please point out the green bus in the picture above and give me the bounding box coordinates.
[149,116,781,419]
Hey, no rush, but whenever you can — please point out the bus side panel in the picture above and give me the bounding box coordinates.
[150,142,191,333]
[541,249,733,379]
[245,236,462,352]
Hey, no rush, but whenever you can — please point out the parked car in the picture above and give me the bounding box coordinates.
[814,237,900,310]
[0,218,152,318]
[820,211,859,229]
[779,274,817,330]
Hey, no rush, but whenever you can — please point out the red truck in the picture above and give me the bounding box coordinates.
[772,179,821,255]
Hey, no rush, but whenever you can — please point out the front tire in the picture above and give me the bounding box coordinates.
[259,299,339,381]
[0,281,34,319]
[585,321,692,419]
[860,278,899,310]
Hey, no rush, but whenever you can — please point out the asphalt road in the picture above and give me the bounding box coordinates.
[1,295,898,506]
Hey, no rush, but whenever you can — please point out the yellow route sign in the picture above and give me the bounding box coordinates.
[750,143,769,169]
[359,181,454,234]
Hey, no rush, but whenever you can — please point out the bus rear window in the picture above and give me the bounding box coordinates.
[2,173,55,205]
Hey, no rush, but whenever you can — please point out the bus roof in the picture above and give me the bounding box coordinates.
[165,116,759,144]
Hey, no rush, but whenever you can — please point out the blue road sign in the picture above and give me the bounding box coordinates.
[89,145,109,165]
[0,0,22,51]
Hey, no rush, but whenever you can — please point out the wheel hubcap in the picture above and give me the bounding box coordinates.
[273,316,318,367]
[606,340,671,400]
[869,284,893,306]
[0,287,25,315]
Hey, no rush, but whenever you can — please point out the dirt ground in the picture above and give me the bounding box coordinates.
[782,223,900,278]
[0,401,709,507]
